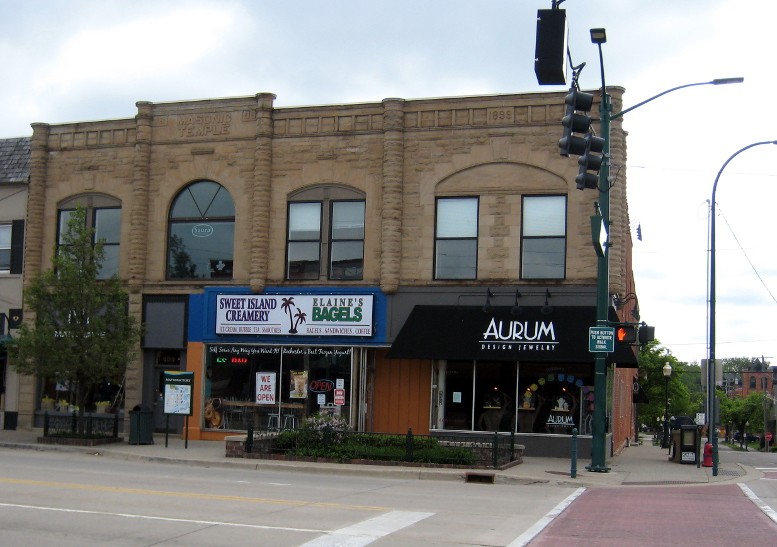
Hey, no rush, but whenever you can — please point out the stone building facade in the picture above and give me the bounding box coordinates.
[17,89,640,456]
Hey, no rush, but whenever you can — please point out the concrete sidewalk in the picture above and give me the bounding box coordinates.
[0,428,757,488]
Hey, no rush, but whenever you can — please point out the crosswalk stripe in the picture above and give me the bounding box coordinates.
[299,510,434,547]
[507,487,587,547]
[738,484,777,525]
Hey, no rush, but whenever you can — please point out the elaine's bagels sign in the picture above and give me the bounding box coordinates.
[216,294,373,337]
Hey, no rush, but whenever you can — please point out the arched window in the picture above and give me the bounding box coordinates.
[750,376,756,389]
[58,194,122,279]
[167,180,235,280]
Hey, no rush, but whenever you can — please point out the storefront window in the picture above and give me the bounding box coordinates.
[517,364,590,434]
[442,361,517,432]
[474,362,517,432]
[203,345,353,431]
[438,361,593,435]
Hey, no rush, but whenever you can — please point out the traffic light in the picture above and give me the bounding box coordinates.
[575,133,605,190]
[615,324,637,344]
[638,324,655,345]
[558,87,594,157]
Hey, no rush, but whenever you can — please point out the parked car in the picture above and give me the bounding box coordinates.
[733,431,759,443]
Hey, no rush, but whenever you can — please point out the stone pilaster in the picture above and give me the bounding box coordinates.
[25,123,49,284]
[380,98,405,294]
[250,93,275,293]
[128,102,152,294]
[17,123,49,428]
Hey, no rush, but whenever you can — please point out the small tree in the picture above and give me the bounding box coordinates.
[720,391,765,448]
[9,206,141,426]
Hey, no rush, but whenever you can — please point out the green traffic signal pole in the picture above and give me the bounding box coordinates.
[588,30,611,472]
[586,27,743,472]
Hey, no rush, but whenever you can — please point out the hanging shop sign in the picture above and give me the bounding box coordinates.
[216,294,374,337]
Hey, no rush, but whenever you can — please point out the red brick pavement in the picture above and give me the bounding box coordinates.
[530,484,777,546]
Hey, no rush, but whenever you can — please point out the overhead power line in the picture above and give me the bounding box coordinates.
[717,205,777,305]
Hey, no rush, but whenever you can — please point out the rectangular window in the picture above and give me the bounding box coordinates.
[521,195,566,279]
[435,197,478,280]
[94,208,121,279]
[287,199,366,281]
[58,208,122,279]
[287,202,322,280]
[0,224,10,273]
[329,201,364,280]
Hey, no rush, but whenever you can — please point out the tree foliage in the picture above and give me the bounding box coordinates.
[720,391,765,447]
[636,340,700,431]
[9,206,141,417]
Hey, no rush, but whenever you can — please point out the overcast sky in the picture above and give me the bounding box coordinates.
[1,0,774,365]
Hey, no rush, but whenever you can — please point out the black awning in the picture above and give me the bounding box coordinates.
[387,305,638,366]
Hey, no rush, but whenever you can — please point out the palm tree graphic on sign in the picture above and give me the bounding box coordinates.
[280,297,307,334]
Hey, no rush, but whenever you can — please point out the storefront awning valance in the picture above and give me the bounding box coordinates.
[387,305,638,366]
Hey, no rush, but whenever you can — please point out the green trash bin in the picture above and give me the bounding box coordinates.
[3,411,18,430]
[129,410,154,445]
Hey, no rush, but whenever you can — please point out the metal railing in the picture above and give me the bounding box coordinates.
[244,426,516,469]
[43,411,120,439]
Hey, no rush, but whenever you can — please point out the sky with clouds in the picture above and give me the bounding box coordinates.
[1,0,774,365]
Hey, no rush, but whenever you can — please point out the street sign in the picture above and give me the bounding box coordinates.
[766,432,773,442]
[589,326,614,353]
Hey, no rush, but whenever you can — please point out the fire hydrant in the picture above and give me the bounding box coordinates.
[702,441,713,467]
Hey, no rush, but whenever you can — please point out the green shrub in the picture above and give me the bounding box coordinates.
[271,429,478,465]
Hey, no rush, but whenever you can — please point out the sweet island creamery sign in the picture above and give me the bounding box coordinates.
[216,294,374,337]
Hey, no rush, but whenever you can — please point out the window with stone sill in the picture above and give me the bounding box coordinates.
[286,185,365,281]
[434,196,478,280]
[521,195,566,280]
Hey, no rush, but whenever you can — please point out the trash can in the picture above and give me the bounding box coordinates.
[3,411,18,430]
[128,410,154,445]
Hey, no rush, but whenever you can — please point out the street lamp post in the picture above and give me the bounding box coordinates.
[585,26,743,472]
[708,140,777,475]
[662,362,672,449]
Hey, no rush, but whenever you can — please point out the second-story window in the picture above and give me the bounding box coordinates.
[329,201,365,280]
[58,195,122,279]
[287,202,322,280]
[521,195,566,279]
[435,197,478,280]
[167,180,235,280]
[286,186,365,281]
[0,224,11,273]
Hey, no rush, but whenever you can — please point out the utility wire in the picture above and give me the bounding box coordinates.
[717,205,777,305]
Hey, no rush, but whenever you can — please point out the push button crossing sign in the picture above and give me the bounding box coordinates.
[589,326,615,353]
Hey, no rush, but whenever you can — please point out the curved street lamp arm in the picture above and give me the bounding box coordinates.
[708,139,777,476]
[611,78,743,121]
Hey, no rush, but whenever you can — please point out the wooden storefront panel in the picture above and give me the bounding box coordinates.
[373,352,431,435]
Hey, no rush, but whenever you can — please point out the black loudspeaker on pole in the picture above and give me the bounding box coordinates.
[534,8,568,85]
